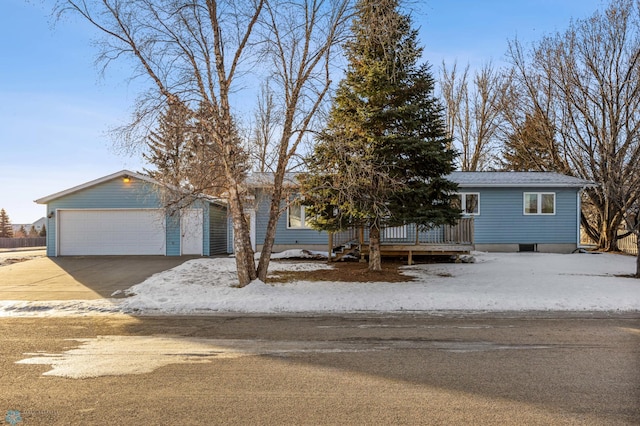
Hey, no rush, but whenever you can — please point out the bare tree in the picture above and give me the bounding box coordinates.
[56,0,351,285]
[249,80,279,173]
[505,0,640,252]
[56,0,263,286]
[253,0,351,281]
[440,61,509,170]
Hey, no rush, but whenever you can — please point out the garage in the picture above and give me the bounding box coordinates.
[58,209,166,255]
[36,170,223,257]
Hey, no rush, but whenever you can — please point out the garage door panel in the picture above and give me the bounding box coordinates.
[59,210,166,255]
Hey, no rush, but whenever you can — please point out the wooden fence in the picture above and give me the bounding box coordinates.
[0,238,46,249]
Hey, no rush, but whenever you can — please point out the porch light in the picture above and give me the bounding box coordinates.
[123,175,131,183]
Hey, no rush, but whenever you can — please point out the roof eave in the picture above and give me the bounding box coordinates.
[34,170,157,204]
[457,182,598,189]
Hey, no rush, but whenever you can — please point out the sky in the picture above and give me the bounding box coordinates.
[0,0,606,223]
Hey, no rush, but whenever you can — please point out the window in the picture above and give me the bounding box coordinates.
[288,203,314,229]
[524,192,555,215]
[452,193,480,215]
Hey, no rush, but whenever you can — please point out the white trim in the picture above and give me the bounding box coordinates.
[454,192,480,216]
[287,204,314,229]
[577,188,584,248]
[523,192,556,215]
[34,169,226,207]
[35,170,155,204]
[249,209,256,251]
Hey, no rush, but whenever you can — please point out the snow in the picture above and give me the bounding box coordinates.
[16,335,248,378]
[1,251,638,316]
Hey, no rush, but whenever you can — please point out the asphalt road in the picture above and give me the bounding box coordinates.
[1,313,638,425]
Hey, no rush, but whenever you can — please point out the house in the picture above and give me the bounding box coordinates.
[10,218,45,236]
[35,170,593,258]
[241,171,595,256]
[449,172,593,253]
[35,170,227,257]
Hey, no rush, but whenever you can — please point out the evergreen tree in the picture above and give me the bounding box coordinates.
[0,209,13,238]
[143,99,194,187]
[39,224,47,238]
[144,100,230,199]
[501,109,563,172]
[16,225,27,238]
[300,0,459,271]
[28,225,39,238]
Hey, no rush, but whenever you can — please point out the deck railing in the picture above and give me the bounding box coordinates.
[329,217,474,251]
[328,227,359,251]
[377,217,474,245]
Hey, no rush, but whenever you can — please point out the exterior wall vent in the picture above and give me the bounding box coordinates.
[519,244,537,252]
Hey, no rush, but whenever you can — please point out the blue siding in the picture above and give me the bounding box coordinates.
[45,215,56,257]
[166,213,181,256]
[469,187,579,244]
[226,190,328,253]
[221,185,582,254]
[43,177,212,256]
[254,191,328,247]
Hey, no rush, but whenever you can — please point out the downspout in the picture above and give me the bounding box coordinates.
[577,188,583,249]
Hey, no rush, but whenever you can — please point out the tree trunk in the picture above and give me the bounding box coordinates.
[368,224,382,272]
[599,219,620,252]
[227,184,257,287]
[256,182,284,282]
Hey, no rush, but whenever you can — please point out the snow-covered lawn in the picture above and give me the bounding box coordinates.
[1,251,638,316]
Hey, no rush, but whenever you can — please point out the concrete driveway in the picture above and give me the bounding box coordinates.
[0,256,199,301]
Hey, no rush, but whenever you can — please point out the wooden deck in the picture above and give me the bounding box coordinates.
[359,243,473,264]
[329,218,475,263]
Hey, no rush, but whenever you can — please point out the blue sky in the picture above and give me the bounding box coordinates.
[1,0,605,223]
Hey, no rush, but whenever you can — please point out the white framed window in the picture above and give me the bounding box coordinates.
[524,192,555,215]
[287,203,314,229]
[452,192,480,215]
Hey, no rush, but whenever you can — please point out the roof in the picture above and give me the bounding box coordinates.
[245,172,299,188]
[38,170,592,205]
[448,172,596,188]
[35,170,153,204]
[246,171,596,189]
[35,170,225,205]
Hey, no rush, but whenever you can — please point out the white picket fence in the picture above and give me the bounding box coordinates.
[618,233,638,255]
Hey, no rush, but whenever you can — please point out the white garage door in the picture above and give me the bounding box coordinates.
[58,209,166,255]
